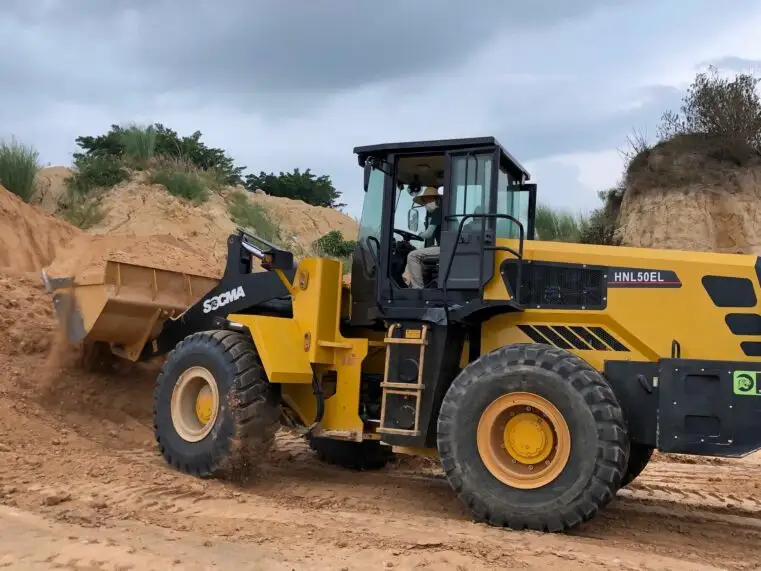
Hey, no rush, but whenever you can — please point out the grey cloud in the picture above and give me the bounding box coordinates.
[526,160,600,213]
[705,56,761,74]
[485,84,684,162]
[4,0,631,98]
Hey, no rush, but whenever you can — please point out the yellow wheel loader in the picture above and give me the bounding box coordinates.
[43,137,761,532]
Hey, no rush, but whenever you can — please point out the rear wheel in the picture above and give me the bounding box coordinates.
[437,343,628,532]
[153,330,281,480]
[621,442,654,487]
[307,436,395,470]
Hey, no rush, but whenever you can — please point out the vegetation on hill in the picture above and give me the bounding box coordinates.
[578,187,624,246]
[71,123,245,185]
[68,123,345,209]
[313,230,357,257]
[534,204,587,243]
[227,189,282,243]
[626,66,761,191]
[244,168,345,209]
[0,137,40,202]
[311,230,356,274]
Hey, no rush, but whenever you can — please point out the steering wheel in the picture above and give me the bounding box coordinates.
[393,228,423,242]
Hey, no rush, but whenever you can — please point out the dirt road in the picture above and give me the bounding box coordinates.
[2,272,761,570]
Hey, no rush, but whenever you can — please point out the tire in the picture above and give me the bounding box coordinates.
[621,442,654,487]
[153,330,281,481]
[436,343,628,532]
[307,436,395,470]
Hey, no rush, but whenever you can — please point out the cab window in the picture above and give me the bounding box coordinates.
[447,153,493,232]
[496,166,530,239]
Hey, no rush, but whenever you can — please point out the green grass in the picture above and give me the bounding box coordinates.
[227,190,281,243]
[150,162,210,203]
[534,204,589,242]
[121,124,157,167]
[0,138,40,202]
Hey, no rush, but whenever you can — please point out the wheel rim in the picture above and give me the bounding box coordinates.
[170,366,220,442]
[477,392,571,489]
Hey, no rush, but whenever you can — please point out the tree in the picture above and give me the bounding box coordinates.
[72,123,246,185]
[657,66,761,153]
[244,168,345,209]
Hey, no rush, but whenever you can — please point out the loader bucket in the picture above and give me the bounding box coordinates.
[42,260,219,361]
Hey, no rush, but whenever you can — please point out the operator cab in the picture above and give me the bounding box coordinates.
[351,136,536,327]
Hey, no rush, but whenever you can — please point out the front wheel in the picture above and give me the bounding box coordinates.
[437,343,628,532]
[153,330,281,481]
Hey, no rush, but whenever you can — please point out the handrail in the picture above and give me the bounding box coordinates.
[441,213,525,303]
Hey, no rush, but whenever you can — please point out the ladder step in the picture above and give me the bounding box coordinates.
[378,427,421,437]
[381,382,424,390]
[383,337,428,345]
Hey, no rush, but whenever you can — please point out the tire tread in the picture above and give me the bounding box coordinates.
[153,329,281,478]
[436,342,628,532]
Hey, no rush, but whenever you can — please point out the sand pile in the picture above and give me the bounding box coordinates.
[34,167,358,271]
[32,166,73,213]
[248,190,358,246]
[618,136,761,254]
[0,270,58,357]
[0,184,83,273]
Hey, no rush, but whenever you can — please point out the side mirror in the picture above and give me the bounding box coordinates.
[408,207,419,232]
[363,162,372,191]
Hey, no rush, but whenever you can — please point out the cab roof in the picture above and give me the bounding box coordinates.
[353,136,531,181]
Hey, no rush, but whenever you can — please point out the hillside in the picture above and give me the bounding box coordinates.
[0,182,83,273]
[33,166,358,275]
[617,135,761,254]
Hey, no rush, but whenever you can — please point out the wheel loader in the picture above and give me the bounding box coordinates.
[42,136,761,532]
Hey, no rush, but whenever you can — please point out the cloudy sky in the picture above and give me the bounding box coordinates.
[3,0,761,219]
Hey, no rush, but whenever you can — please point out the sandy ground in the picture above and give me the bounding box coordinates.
[2,182,761,570]
[0,274,759,570]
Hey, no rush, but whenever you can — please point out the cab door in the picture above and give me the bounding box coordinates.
[438,148,499,292]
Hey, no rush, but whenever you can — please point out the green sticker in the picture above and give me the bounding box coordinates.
[733,371,761,396]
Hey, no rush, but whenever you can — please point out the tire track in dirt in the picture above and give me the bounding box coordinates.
[9,433,761,571]
[3,327,761,571]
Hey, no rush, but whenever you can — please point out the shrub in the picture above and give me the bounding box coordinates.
[313,230,357,257]
[150,161,209,203]
[0,137,40,202]
[579,187,624,246]
[73,123,245,185]
[657,66,761,150]
[57,191,107,229]
[245,168,345,209]
[227,190,281,243]
[66,155,129,196]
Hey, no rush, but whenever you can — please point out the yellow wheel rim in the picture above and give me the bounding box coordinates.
[195,385,214,426]
[171,366,220,443]
[477,392,571,489]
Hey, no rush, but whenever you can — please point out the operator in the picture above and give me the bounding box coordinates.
[403,186,442,289]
